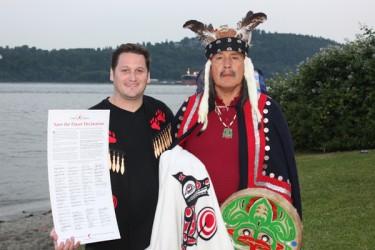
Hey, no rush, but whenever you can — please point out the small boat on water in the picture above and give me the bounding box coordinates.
[181,68,198,85]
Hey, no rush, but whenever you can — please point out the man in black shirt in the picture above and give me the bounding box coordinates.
[50,43,174,250]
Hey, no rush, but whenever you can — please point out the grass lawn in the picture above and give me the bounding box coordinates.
[297,150,375,249]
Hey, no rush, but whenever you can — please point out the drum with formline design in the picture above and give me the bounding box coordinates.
[221,188,303,250]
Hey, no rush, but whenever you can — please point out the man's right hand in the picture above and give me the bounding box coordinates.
[50,228,81,250]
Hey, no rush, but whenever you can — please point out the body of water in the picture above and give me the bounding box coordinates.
[0,83,195,221]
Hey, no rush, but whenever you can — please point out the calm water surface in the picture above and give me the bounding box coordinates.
[0,83,195,220]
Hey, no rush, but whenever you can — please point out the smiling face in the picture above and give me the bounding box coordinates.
[210,50,245,98]
[110,52,150,104]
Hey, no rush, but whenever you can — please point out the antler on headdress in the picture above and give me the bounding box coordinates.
[236,11,267,43]
[183,10,267,46]
[183,20,216,45]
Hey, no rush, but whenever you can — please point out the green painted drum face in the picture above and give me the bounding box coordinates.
[220,188,303,250]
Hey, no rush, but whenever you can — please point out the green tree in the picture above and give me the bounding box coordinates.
[268,26,375,152]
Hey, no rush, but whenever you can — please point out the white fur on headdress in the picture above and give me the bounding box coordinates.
[197,60,211,131]
[197,57,262,130]
[184,10,267,130]
[244,56,262,122]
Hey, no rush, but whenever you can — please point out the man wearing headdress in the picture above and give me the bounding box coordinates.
[174,11,302,219]
[147,10,302,249]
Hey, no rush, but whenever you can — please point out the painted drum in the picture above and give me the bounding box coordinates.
[221,188,303,250]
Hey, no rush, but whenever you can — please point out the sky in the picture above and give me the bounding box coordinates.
[0,0,374,50]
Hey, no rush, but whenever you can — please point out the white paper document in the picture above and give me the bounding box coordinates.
[48,110,120,245]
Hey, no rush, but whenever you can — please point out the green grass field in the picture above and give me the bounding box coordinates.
[79,150,373,250]
[297,150,375,249]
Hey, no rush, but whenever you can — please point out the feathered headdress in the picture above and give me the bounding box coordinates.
[183,10,267,130]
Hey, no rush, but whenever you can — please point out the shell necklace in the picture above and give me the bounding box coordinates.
[215,102,237,139]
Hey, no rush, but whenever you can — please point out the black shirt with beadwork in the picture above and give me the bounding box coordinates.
[86,96,173,250]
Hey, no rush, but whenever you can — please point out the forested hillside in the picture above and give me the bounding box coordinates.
[0,30,339,82]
